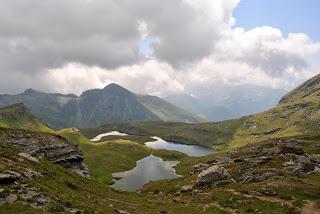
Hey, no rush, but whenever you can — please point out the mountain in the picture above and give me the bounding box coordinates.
[205,106,234,121]
[164,85,286,122]
[164,94,207,119]
[89,74,320,149]
[1,74,320,213]
[0,84,201,128]
[138,95,204,123]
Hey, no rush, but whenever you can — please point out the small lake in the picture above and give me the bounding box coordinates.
[111,155,180,192]
[145,137,214,157]
[91,131,128,142]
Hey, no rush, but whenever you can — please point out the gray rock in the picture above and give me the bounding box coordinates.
[196,166,229,186]
[284,154,317,175]
[0,171,20,184]
[5,194,18,204]
[236,170,278,183]
[115,209,130,214]
[33,195,50,205]
[18,152,39,163]
[309,154,320,164]
[180,185,193,193]
[1,129,90,178]
[279,143,304,155]
[21,190,40,202]
[283,160,295,167]
[23,168,42,178]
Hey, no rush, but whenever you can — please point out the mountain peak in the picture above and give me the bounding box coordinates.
[103,83,127,91]
[102,83,133,96]
[22,88,40,95]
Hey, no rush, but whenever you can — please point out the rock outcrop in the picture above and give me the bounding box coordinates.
[0,128,90,178]
[196,166,229,187]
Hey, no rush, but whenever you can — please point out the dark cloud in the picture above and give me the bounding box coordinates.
[0,0,318,96]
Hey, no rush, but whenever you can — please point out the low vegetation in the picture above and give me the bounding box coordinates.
[1,74,320,213]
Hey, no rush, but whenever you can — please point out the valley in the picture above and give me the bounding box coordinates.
[0,74,320,213]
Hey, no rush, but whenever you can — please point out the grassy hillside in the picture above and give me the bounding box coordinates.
[83,74,320,151]
[58,129,151,184]
[1,74,320,213]
[1,139,220,214]
[0,103,53,133]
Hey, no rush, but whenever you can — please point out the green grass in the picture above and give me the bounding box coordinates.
[1,142,230,213]
[98,134,154,145]
[81,94,320,153]
[58,129,151,184]
[0,116,53,133]
[0,204,43,214]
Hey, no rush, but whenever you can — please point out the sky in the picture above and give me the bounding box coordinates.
[0,0,319,98]
[234,0,320,41]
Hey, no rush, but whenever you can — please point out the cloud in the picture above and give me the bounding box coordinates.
[0,0,319,98]
[214,27,320,77]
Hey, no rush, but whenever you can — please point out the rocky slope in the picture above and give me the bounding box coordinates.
[0,84,201,129]
[0,128,89,179]
[0,104,89,178]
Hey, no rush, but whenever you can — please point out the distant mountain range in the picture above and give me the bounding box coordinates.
[164,85,286,122]
[0,84,202,129]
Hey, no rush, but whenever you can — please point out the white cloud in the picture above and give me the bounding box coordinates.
[0,0,319,99]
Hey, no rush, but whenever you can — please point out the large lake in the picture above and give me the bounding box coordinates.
[111,155,180,192]
[145,137,214,157]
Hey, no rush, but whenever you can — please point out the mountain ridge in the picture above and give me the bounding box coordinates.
[0,84,202,128]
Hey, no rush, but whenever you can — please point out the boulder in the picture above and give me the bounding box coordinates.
[284,154,317,176]
[279,143,304,155]
[180,185,193,193]
[283,160,295,167]
[236,170,278,183]
[0,171,21,184]
[196,166,229,186]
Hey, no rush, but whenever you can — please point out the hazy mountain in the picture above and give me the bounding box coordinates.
[164,85,286,122]
[0,84,201,129]
[138,95,205,123]
[164,94,206,119]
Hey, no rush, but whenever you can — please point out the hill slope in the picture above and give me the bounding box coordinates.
[0,84,201,128]
[1,75,320,213]
[0,103,52,132]
[84,73,320,150]
[279,73,320,104]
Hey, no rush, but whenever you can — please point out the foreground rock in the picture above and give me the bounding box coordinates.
[180,185,193,193]
[0,128,90,178]
[0,171,20,184]
[196,166,229,187]
[278,143,304,155]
